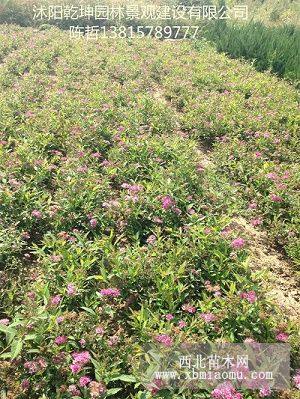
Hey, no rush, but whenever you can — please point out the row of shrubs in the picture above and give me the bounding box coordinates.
[203,20,300,82]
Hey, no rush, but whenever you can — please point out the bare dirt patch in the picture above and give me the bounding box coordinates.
[232,217,300,321]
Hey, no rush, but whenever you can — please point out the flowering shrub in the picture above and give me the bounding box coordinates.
[0,26,299,399]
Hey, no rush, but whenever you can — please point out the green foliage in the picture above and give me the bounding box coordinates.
[204,21,300,82]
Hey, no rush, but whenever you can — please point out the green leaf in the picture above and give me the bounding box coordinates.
[105,388,122,397]
[0,324,15,334]
[81,306,96,315]
[11,338,23,359]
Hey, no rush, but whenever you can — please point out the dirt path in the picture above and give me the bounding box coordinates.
[151,84,300,322]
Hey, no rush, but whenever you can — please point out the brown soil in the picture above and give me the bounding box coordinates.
[232,217,300,321]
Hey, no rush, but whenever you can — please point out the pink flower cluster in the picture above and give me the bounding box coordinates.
[293,370,300,389]
[146,234,157,245]
[146,378,166,395]
[231,238,246,249]
[89,218,98,228]
[99,287,120,297]
[31,209,42,219]
[160,195,181,214]
[250,218,263,227]
[259,386,271,397]
[54,335,68,345]
[211,382,243,399]
[121,182,143,193]
[155,334,173,347]
[240,291,257,304]
[275,332,289,342]
[178,320,187,328]
[90,381,106,398]
[67,283,77,296]
[182,303,196,313]
[70,351,91,374]
[161,195,174,209]
[24,358,47,374]
[79,375,92,387]
[50,294,62,307]
[200,312,216,323]
[270,193,283,203]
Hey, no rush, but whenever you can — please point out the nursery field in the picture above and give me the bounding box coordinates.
[0,25,299,398]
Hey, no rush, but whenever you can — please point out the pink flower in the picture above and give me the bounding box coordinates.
[31,210,42,219]
[146,234,156,245]
[270,194,283,202]
[21,231,31,240]
[121,183,143,193]
[27,291,36,300]
[95,326,105,335]
[231,238,245,249]
[182,303,196,314]
[248,202,257,209]
[0,319,9,325]
[80,338,86,347]
[254,151,262,158]
[37,358,47,369]
[196,163,205,172]
[266,172,278,181]
[67,284,77,296]
[240,291,257,304]
[275,332,289,342]
[54,335,68,345]
[108,335,119,347]
[89,218,98,228]
[51,255,62,263]
[91,152,101,158]
[165,313,174,321]
[24,361,39,374]
[21,379,30,390]
[89,381,106,397]
[50,295,62,306]
[282,171,290,180]
[178,320,187,328]
[25,110,35,118]
[99,288,120,297]
[276,183,287,190]
[259,386,271,397]
[70,363,82,374]
[200,313,216,323]
[146,378,166,395]
[161,195,175,210]
[293,371,300,389]
[155,334,173,347]
[79,375,92,387]
[250,218,262,227]
[72,351,91,365]
[56,316,64,324]
[173,207,182,215]
[212,382,243,399]
[68,384,81,396]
